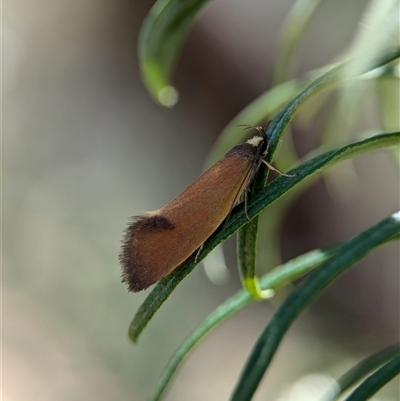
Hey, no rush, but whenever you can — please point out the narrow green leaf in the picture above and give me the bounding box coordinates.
[344,355,400,401]
[376,65,400,132]
[266,46,400,160]
[231,213,400,401]
[326,343,400,400]
[273,0,324,84]
[149,245,339,401]
[128,132,399,343]
[237,212,266,299]
[139,0,211,106]
[248,132,400,219]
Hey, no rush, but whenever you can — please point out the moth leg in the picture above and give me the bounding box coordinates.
[195,244,204,263]
[261,159,296,177]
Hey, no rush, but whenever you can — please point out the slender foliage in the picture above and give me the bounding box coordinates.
[130,1,400,400]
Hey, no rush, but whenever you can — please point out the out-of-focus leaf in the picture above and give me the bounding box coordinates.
[139,0,211,106]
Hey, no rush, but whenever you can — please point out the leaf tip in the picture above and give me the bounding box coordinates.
[158,85,179,108]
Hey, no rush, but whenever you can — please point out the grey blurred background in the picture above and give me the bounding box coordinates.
[4,1,399,400]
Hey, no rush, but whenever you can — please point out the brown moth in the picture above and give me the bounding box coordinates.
[119,126,291,292]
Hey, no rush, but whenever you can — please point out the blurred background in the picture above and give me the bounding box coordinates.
[4,0,399,400]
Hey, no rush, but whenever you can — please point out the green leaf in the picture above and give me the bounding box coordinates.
[230,212,400,401]
[324,343,400,400]
[376,65,400,133]
[265,47,400,161]
[139,0,211,106]
[237,209,265,299]
[273,0,324,84]
[149,245,339,401]
[344,355,400,401]
[128,131,399,343]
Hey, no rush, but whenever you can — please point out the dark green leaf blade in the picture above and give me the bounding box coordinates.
[344,355,400,401]
[318,343,400,401]
[230,213,400,401]
[338,343,400,395]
